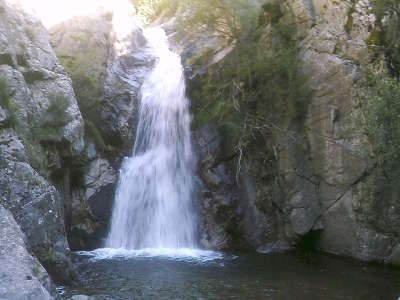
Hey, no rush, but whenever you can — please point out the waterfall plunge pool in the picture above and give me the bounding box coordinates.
[61,250,400,299]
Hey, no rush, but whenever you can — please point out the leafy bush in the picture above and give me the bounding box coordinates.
[68,71,102,121]
[60,64,109,152]
[371,0,400,76]
[180,0,259,41]
[189,1,310,154]
[344,0,357,34]
[360,68,400,176]
[33,93,71,143]
[85,119,107,151]
[0,77,19,128]
[132,0,179,23]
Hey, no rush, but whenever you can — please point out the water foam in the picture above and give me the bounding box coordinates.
[77,248,224,263]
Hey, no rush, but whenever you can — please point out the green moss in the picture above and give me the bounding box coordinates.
[345,0,357,34]
[58,60,109,152]
[39,248,58,267]
[33,93,72,143]
[85,119,107,151]
[0,77,19,129]
[345,14,354,34]
[366,30,383,46]
[65,153,88,188]
[32,262,42,278]
[185,48,215,70]
[260,2,283,25]
[371,0,400,76]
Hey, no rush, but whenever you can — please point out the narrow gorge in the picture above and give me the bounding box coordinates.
[0,0,400,299]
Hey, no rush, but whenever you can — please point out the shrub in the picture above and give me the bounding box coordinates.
[85,119,107,151]
[189,2,310,156]
[65,153,89,188]
[178,0,259,41]
[33,93,72,143]
[344,0,357,34]
[0,77,19,128]
[371,0,400,76]
[360,68,400,176]
[60,65,109,152]
[132,0,179,23]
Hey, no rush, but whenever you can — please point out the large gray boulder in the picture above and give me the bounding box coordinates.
[0,156,74,282]
[0,205,54,300]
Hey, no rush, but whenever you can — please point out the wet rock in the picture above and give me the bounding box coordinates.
[194,125,280,250]
[85,158,117,202]
[194,125,243,249]
[387,245,400,266]
[71,295,92,300]
[257,241,292,254]
[0,205,54,299]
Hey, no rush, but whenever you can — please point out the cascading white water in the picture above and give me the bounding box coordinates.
[106,27,197,250]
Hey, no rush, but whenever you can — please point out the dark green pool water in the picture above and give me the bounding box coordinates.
[62,250,400,299]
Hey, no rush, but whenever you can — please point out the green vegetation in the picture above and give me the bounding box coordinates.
[59,58,109,152]
[179,0,258,41]
[345,0,357,34]
[33,93,72,143]
[187,1,310,156]
[31,262,42,278]
[85,119,107,151]
[132,0,179,23]
[360,69,400,176]
[371,0,400,76]
[0,78,19,128]
[360,0,400,181]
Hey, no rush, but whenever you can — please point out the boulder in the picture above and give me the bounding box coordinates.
[0,205,54,299]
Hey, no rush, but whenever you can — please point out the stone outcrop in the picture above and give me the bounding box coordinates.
[0,205,54,299]
[0,0,84,280]
[279,0,400,263]
[168,0,400,265]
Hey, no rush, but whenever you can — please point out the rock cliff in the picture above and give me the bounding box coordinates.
[165,0,400,265]
[0,0,84,281]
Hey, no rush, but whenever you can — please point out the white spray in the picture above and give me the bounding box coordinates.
[107,27,197,250]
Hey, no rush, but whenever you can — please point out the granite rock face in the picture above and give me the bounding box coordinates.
[280,0,399,263]
[0,0,84,280]
[194,125,284,251]
[0,205,54,300]
[172,0,400,264]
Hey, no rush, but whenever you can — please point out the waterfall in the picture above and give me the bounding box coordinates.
[106,27,197,250]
